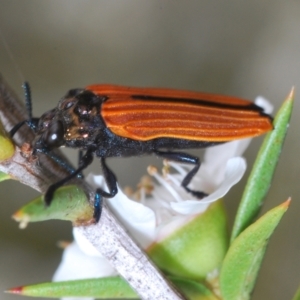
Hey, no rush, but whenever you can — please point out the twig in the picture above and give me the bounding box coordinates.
[0,75,184,300]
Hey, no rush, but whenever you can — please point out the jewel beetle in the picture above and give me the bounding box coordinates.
[10,83,273,222]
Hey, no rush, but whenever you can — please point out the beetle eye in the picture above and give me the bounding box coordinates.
[43,120,64,148]
[64,101,74,109]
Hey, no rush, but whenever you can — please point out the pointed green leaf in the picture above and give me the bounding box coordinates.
[170,276,218,300]
[13,185,93,228]
[220,199,290,300]
[6,277,138,298]
[292,285,300,300]
[147,200,228,280]
[231,89,294,241]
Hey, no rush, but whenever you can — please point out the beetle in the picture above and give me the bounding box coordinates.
[10,83,273,222]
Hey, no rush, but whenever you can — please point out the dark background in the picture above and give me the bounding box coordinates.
[0,1,299,299]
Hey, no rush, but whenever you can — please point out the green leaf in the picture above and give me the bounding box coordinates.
[147,200,228,280]
[6,277,138,299]
[292,284,300,300]
[170,276,218,300]
[7,276,220,300]
[231,89,294,241]
[12,185,93,228]
[220,199,290,300]
[0,120,14,161]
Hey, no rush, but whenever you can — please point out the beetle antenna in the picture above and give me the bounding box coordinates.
[9,82,39,137]
[42,148,83,178]
[23,82,32,121]
[23,81,39,131]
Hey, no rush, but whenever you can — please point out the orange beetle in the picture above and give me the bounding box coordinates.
[11,83,273,222]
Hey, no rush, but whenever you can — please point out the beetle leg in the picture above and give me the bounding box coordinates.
[78,150,84,178]
[10,117,40,137]
[154,150,207,199]
[99,158,118,198]
[44,148,94,206]
[9,120,27,137]
[93,157,118,222]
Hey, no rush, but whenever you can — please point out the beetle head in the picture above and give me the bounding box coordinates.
[32,88,104,154]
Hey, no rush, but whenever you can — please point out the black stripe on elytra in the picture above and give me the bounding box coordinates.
[131,94,263,112]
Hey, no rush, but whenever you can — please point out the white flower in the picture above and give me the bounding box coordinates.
[53,97,273,298]
[53,142,247,286]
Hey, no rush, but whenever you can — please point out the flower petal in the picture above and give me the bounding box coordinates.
[53,239,116,283]
[171,157,246,215]
[255,96,274,115]
[86,174,157,249]
[108,189,157,248]
[201,140,251,188]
